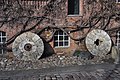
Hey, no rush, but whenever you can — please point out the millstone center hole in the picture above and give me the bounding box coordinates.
[94,39,100,46]
[24,43,32,51]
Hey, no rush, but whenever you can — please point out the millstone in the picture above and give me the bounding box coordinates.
[85,29,112,56]
[12,32,44,61]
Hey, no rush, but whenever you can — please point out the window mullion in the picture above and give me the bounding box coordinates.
[63,32,65,47]
[68,35,70,47]
[2,49,3,54]
[57,32,59,47]
[1,32,2,43]
[117,31,120,47]
[0,32,1,54]
[1,33,2,44]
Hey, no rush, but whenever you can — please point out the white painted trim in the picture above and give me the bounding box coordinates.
[116,0,120,3]
[117,31,120,48]
[67,14,80,17]
[54,31,70,48]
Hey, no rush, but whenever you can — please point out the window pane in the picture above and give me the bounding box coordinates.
[3,50,6,54]
[59,42,63,46]
[0,45,2,50]
[3,44,6,48]
[74,0,79,14]
[0,49,2,54]
[54,42,58,47]
[64,32,67,35]
[54,36,58,40]
[2,32,6,36]
[2,38,6,42]
[1,45,5,49]
[68,0,79,15]
[59,31,63,35]
[59,36,63,40]
[64,42,68,46]
[55,31,58,35]
[64,36,68,40]
[3,44,6,54]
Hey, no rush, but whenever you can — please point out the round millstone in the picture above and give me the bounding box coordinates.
[12,32,44,61]
[85,29,112,56]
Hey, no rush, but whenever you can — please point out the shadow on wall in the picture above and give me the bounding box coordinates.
[39,38,55,59]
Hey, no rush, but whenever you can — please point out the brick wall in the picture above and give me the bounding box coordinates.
[0,0,120,56]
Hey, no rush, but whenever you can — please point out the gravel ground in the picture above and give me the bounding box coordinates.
[0,54,114,71]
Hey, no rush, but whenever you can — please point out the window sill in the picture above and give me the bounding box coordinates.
[54,46,70,48]
[67,14,83,17]
[116,2,120,4]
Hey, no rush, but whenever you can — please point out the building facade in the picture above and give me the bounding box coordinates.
[0,0,120,56]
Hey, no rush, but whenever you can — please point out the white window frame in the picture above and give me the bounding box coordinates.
[116,31,120,48]
[0,31,7,54]
[54,30,70,48]
[116,0,120,3]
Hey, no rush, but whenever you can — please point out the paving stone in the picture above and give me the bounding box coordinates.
[39,75,45,80]
[54,74,63,80]
[45,75,52,80]
[51,75,57,80]
[0,77,12,80]
[61,74,71,80]
[90,75,97,80]
[90,72,99,80]
[78,73,87,80]
[71,73,81,80]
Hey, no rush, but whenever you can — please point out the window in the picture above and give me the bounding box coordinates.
[116,0,120,2]
[68,0,79,15]
[116,31,120,47]
[54,30,70,48]
[0,31,7,54]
